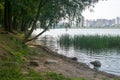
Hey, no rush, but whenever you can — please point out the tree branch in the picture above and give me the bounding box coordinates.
[27,19,53,42]
[27,26,48,42]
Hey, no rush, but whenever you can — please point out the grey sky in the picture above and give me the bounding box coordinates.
[83,0,120,19]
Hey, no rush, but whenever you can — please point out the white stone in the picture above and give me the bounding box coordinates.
[45,59,58,64]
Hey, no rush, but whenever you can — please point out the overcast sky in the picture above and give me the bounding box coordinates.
[82,0,120,20]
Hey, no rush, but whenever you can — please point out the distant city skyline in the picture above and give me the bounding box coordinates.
[84,17,120,28]
[82,0,120,20]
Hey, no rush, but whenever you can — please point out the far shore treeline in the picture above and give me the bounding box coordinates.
[0,0,99,43]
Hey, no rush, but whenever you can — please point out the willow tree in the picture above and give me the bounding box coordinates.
[23,0,99,43]
[1,0,99,42]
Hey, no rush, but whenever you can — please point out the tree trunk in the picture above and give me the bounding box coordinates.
[13,16,17,30]
[4,0,12,32]
[27,19,52,42]
[8,1,12,32]
[23,0,43,43]
[4,0,8,31]
[0,9,1,25]
[21,19,25,31]
[21,18,30,32]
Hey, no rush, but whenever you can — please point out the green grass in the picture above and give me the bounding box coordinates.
[0,34,88,80]
[44,72,72,80]
[71,78,87,80]
[59,34,120,50]
[0,34,30,80]
[0,65,24,80]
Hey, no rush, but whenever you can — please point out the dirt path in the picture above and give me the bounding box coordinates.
[28,45,120,80]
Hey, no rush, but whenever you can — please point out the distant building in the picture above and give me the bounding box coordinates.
[54,17,120,28]
[84,17,120,28]
[115,17,120,27]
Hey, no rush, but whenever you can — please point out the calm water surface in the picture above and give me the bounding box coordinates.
[33,29,120,76]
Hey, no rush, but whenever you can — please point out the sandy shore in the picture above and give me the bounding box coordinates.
[28,44,120,80]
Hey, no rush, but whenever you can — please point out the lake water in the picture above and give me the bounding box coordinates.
[33,29,120,76]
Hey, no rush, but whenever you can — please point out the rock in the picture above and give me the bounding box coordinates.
[45,59,58,64]
[30,60,39,66]
[71,57,77,61]
[90,60,101,70]
[90,60,101,67]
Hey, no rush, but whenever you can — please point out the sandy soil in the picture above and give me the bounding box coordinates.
[28,45,120,80]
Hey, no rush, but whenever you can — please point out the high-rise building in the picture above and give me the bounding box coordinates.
[84,18,117,28]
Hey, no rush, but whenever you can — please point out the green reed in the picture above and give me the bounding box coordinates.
[59,34,73,47]
[59,34,120,50]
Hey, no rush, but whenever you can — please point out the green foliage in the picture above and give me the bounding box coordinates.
[39,0,99,29]
[1,0,99,40]
[0,3,4,9]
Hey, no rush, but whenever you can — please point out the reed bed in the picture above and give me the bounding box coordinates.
[59,34,73,47]
[59,34,120,50]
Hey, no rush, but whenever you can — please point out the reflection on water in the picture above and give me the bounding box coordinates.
[33,29,120,76]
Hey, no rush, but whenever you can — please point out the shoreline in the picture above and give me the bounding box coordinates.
[30,44,120,79]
